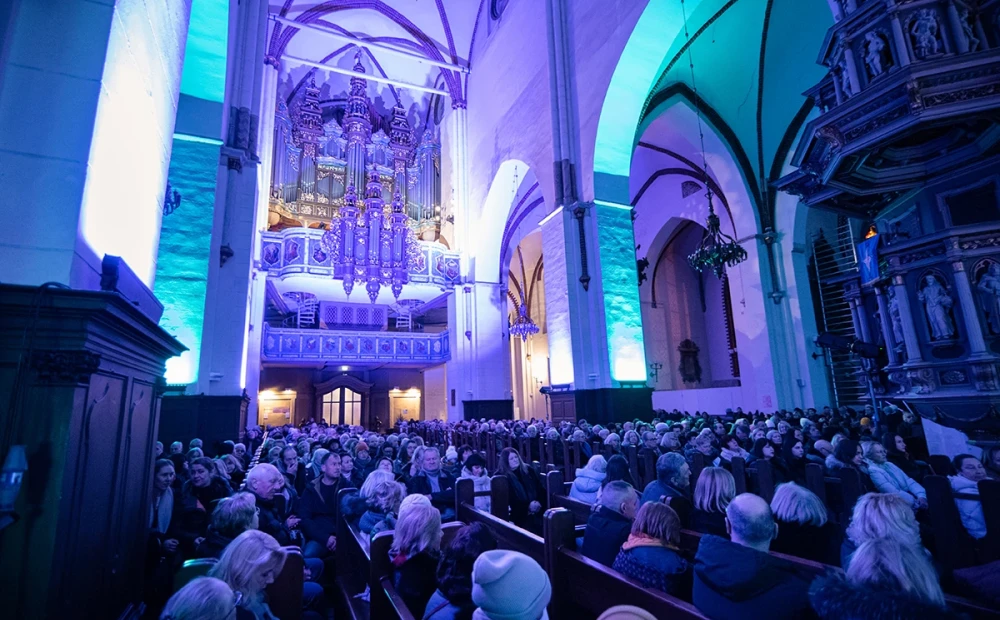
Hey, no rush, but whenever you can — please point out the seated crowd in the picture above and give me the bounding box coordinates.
[150,404,998,619]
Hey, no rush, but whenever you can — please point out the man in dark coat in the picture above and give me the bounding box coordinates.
[693,493,813,619]
[641,452,693,527]
[246,462,299,547]
[298,451,345,558]
[580,481,638,567]
[406,447,457,520]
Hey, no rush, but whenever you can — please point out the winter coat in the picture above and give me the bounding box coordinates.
[612,538,690,598]
[194,530,234,559]
[423,589,474,620]
[503,467,546,534]
[391,550,440,616]
[809,572,958,619]
[580,506,632,568]
[771,519,842,566]
[568,467,605,504]
[690,509,728,538]
[407,471,458,513]
[949,475,987,539]
[640,480,693,527]
[250,491,294,546]
[458,467,491,512]
[297,476,345,544]
[866,459,926,508]
[692,535,814,620]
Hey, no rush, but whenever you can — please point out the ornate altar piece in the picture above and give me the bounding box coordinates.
[776,0,1000,439]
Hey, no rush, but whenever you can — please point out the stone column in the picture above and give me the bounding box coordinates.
[446,283,511,421]
[197,0,269,395]
[887,5,912,66]
[951,260,989,356]
[945,1,970,54]
[875,286,900,365]
[842,43,862,94]
[448,104,470,259]
[891,274,924,363]
[848,296,865,341]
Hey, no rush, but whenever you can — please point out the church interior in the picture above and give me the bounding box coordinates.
[2,0,1000,618]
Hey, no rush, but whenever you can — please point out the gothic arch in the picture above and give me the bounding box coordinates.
[313,374,374,426]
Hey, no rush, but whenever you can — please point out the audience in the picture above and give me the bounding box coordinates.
[863,441,927,510]
[390,501,443,614]
[297,451,344,557]
[245,463,298,547]
[690,467,734,537]
[340,452,364,488]
[424,523,498,620]
[471,550,551,620]
[640,453,692,527]
[986,445,1000,480]
[950,454,988,539]
[160,577,236,620]
[810,539,949,618]
[569,454,607,503]
[826,439,875,492]
[358,470,406,536]
[195,492,258,559]
[458,452,492,513]
[208,530,286,620]
[581,480,638,567]
[843,492,924,568]
[612,502,690,598]
[692,494,813,619]
[769,482,841,565]
[496,447,546,534]
[407,446,458,519]
[882,433,925,481]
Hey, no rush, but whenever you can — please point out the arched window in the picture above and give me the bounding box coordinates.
[321,387,362,426]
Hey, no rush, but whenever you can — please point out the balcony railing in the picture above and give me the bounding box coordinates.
[262,325,450,365]
[260,228,461,288]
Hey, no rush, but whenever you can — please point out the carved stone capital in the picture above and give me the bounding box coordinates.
[32,350,101,384]
[972,362,1000,392]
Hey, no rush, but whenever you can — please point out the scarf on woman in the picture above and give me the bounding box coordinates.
[621,533,678,552]
[720,446,749,462]
[150,487,173,533]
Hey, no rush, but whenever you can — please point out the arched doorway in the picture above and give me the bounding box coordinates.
[313,375,372,427]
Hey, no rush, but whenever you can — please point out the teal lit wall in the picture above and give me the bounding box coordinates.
[180,0,229,103]
[154,135,219,384]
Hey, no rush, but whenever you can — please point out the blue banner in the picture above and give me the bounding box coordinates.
[858,234,880,284]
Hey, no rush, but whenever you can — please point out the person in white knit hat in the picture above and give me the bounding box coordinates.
[471,549,551,620]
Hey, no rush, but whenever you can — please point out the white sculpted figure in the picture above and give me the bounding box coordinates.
[917,275,955,340]
[911,9,940,59]
[865,32,886,77]
[977,263,1000,334]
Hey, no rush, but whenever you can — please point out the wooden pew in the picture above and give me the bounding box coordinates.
[924,474,981,570]
[267,547,305,620]
[544,509,708,619]
[804,462,827,505]
[731,456,747,495]
[978,478,1000,561]
[747,459,775,503]
[455,478,546,567]
[690,453,706,492]
[545,470,593,527]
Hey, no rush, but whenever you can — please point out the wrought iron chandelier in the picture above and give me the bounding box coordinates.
[688,190,747,278]
[680,0,746,278]
[509,303,540,342]
[321,166,420,303]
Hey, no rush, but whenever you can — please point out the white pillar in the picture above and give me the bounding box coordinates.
[446,283,511,421]
[875,286,900,366]
[892,275,924,363]
[951,260,989,356]
[448,104,470,263]
[197,0,269,395]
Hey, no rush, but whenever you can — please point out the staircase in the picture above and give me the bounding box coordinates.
[811,217,866,407]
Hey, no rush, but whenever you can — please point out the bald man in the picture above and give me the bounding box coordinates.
[692,494,812,619]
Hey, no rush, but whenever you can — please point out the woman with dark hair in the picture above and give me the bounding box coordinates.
[780,438,808,484]
[826,439,876,493]
[602,454,636,489]
[882,434,925,482]
[713,435,749,469]
[423,523,499,620]
[168,453,189,487]
[186,457,234,510]
[747,437,790,485]
[496,447,546,534]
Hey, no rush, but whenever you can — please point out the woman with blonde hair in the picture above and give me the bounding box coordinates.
[208,530,286,619]
[222,453,245,488]
[160,577,237,620]
[389,501,442,615]
[769,482,841,565]
[612,502,690,598]
[810,539,948,618]
[569,454,607,504]
[843,492,924,567]
[359,470,406,536]
[689,467,735,537]
[195,492,259,559]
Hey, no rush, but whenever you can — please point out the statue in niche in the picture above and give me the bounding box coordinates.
[960,9,980,53]
[864,32,888,78]
[910,9,941,59]
[888,290,906,353]
[678,339,702,385]
[917,274,956,340]
[977,262,1000,334]
[838,60,854,97]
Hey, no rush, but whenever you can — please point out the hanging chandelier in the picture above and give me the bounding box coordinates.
[509,303,540,342]
[688,189,747,278]
[680,0,746,278]
[321,166,420,303]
